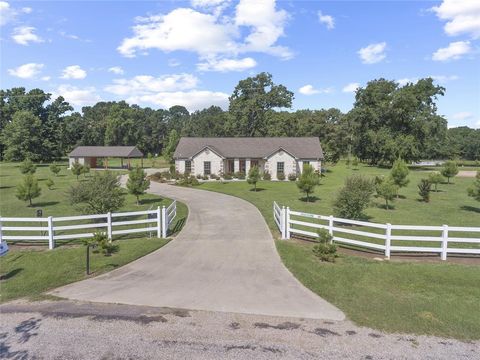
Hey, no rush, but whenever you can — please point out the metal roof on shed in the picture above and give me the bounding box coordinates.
[69,146,143,158]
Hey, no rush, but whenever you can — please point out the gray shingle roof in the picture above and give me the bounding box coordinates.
[69,146,143,158]
[173,137,323,160]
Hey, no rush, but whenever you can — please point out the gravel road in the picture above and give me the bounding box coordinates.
[1,300,478,360]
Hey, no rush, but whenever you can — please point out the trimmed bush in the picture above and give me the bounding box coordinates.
[234,171,246,180]
[312,229,337,262]
[263,171,271,180]
[223,173,233,180]
[288,173,297,181]
[277,172,285,181]
[177,174,200,187]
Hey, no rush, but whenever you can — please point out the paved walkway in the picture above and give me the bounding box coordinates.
[52,181,344,320]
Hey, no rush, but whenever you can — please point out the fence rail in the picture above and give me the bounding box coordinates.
[0,202,177,250]
[273,203,480,260]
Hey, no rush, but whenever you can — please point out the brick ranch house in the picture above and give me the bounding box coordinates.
[173,137,323,181]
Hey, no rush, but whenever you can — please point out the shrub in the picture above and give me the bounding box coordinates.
[352,157,359,169]
[49,162,61,176]
[223,173,233,180]
[333,175,374,219]
[71,162,83,180]
[441,160,459,184]
[467,171,480,202]
[312,229,337,262]
[68,171,125,214]
[161,171,172,180]
[288,173,297,181]
[19,159,36,174]
[234,171,246,180]
[46,178,55,190]
[85,232,118,256]
[149,172,162,181]
[247,166,260,191]
[277,172,285,181]
[177,174,199,187]
[196,174,203,179]
[16,174,41,206]
[263,171,271,180]
[81,164,90,177]
[202,175,209,180]
[210,173,218,180]
[428,172,444,192]
[297,164,318,202]
[418,179,432,202]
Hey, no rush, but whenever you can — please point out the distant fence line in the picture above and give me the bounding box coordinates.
[0,201,177,250]
[273,202,480,260]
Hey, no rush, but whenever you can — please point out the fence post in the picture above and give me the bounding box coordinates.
[285,207,290,239]
[156,206,161,238]
[48,216,54,250]
[107,212,112,242]
[280,206,286,239]
[328,215,334,240]
[441,225,448,261]
[385,223,391,259]
[161,206,167,238]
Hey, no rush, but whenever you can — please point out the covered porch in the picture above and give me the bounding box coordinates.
[223,158,265,175]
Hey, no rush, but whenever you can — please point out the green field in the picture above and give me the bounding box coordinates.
[0,238,168,303]
[277,240,480,340]
[199,162,479,231]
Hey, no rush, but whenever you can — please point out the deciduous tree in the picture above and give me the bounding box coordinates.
[127,165,150,205]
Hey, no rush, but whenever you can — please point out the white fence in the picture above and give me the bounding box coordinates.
[273,202,480,260]
[0,201,177,250]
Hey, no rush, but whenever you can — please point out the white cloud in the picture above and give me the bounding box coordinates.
[358,42,387,64]
[8,63,44,79]
[108,66,124,75]
[104,73,199,96]
[54,85,102,107]
[127,91,229,112]
[197,57,256,72]
[168,58,181,67]
[430,74,459,83]
[61,65,87,79]
[41,76,51,81]
[397,78,417,87]
[0,1,32,26]
[12,26,43,45]
[118,0,292,63]
[318,10,334,30]
[298,84,333,95]
[191,0,227,7]
[452,111,474,121]
[104,73,228,111]
[342,82,360,93]
[432,41,471,61]
[431,0,480,39]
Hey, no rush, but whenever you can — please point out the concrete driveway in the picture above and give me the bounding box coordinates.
[52,181,344,320]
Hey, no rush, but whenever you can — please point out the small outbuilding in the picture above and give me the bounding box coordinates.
[68,146,144,169]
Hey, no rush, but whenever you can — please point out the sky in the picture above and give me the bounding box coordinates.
[1,0,479,128]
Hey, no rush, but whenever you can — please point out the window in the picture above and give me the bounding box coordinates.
[185,160,191,174]
[303,160,310,166]
[239,160,246,173]
[204,161,211,175]
[277,162,284,174]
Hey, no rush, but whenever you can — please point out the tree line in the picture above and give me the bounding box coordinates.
[1,73,478,164]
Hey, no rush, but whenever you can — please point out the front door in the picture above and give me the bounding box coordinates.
[226,159,234,174]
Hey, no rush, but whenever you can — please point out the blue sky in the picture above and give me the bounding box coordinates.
[1,0,479,128]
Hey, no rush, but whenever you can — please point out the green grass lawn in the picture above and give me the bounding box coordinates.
[199,161,479,232]
[0,238,169,303]
[277,240,480,340]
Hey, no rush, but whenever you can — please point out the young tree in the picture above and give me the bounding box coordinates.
[376,178,397,210]
[333,175,375,219]
[81,164,91,177]
[428,172,444,192]
[296,164,319,202]
[352,157,359,170]
[71,162,83,180]
[441,160,459,184]
[68,171,125,214]
[418,179,432,202]
[19,158,36,174]
[49,162,61,177]
[247,165,260,192]
[390,159,409,197]
[16,174,41,206]
[46,178,55,190]
[467,171,480,202]
[127,165,150,205]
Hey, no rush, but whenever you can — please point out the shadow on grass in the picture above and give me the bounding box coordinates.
[299,196,320,203]
[171,217,186,235]
[460,205,480,214]
[0,268,23,281]
[140,198,162,205]
[34,201,59,207]
[378,204,396,210]
[249,188,266,192]
[0,186,14,190]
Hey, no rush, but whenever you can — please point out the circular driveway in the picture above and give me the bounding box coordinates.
[52,181,344,320]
